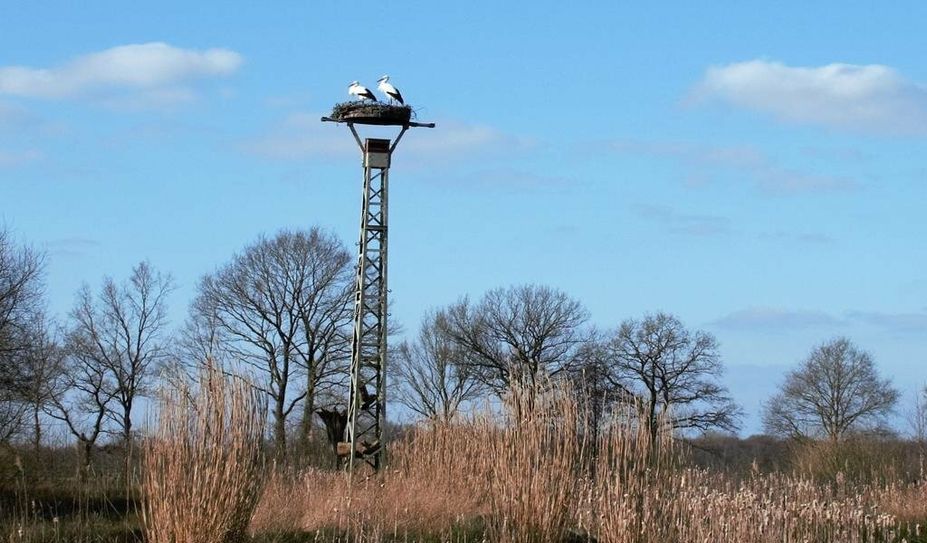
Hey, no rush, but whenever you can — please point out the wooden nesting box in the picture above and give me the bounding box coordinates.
[364,138,391,168]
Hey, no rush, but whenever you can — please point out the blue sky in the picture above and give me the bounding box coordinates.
[1,2,925,434]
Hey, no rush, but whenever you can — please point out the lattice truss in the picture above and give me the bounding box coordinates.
[320,113,433,473]
[345,143,389,471]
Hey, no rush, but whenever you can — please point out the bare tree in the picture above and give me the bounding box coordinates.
[763,337,899,442]
[177,308,226,369]
[908,385,927,452]
[0,387,26,444]
[16,314,66,452]
[190,229,352,458]
[45,338,117,481]
[393,310,483,421]
[568,330,633,450]
[68,261,173,472]
[0,228,44,361]
[608,312,740,442]
[0,228,45,441]
[289,230,353,454]
[440,284,589,396]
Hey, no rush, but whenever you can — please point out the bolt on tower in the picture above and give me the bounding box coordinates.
[322,106,434,472]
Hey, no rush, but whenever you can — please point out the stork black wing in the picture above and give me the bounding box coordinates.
[389,89,404,105]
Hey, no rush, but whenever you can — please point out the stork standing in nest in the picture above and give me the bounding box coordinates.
[348,81,377,102]
[377,75,404,105]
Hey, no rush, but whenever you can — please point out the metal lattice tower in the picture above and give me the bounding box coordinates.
[322,111,434,472]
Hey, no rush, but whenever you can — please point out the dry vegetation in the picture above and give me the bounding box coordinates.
[143,362,265,543]
[249,385,927,543]
[4,382,926,543]
[9,224,922,542]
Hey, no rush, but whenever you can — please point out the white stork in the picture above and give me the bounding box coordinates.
[348,81,377,102]
[377,75,404,105]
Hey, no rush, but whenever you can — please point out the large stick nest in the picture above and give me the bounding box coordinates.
[330,101,413,125]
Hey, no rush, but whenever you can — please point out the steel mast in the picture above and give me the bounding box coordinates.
[322,113,434,472]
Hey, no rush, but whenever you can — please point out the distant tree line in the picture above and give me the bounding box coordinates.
[0,224,918,479]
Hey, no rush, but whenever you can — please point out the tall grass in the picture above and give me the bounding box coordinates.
[481,384,585,543]
[252,384,587,542]
[143,362,266,543]
[588,404,681,543]
[250,381,927,542]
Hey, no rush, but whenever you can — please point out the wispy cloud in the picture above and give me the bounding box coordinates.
[712,307,843,331]
[633,203,730,237]
[243,112,353,160]
[398,121,535,158]
[847,311,927,334]
[263,92,314,109]
[0,101,30,128]
[0,148,42,168]
[759,230,835,246]
[712,307,927,336]
[800,146,870,162]
[690,60,927,135]
[244,113,533,163]
[44,237,100,259]
[608,140,765,170]
[0,100,66,136]
[0,42,242,106]
[606,139,857,195]
[430,167,572,193]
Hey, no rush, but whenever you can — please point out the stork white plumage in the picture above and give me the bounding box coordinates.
[348,81,377,102]
[377,75,404,105]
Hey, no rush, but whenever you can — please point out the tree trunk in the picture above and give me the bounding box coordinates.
[77,439,93,483]
[32,404,42,454]
[274,398,287,462]
[299,369,317,462]
[122,403,134,488]
[648,397,658,444]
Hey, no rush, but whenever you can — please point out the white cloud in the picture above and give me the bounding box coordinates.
[691,60,927,134]
[0,42,242,102]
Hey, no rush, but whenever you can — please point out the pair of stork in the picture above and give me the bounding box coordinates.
[348,75,405,105]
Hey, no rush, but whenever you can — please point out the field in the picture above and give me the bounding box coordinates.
[3,379,926,543]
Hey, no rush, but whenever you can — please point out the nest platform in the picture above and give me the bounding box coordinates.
[328,102,413,126]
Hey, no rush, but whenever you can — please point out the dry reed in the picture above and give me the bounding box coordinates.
[143,361,266,543]
[481,384,586,543]
[250,382,927,543]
